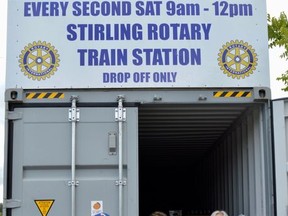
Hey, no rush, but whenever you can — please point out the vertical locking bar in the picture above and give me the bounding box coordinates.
[116,95,126,216]
[69,96,79,216]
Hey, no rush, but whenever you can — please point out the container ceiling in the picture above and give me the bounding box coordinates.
[138,103,251,167]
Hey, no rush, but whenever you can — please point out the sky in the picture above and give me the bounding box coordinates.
[0,0,288,204]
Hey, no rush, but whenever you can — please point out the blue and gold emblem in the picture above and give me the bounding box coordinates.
[19,41,60,80]
[218,40,257,79]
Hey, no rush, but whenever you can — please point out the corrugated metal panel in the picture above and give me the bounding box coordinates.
[273,98,288,216]
[139,104,250,165]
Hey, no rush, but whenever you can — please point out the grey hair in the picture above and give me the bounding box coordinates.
[210,210,228,216]
[150,211,167,216]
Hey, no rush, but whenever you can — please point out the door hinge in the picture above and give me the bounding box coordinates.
[3,199,22,209]
[6,111,23,120]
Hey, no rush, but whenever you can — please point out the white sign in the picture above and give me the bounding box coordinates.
[91,201,103,216]
[6,0,270,89]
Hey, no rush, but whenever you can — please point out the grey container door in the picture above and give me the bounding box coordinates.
[9,106,138,216]
[272,99,288,216]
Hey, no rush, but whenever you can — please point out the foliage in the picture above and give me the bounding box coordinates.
[268,12,288,91]
[0,203,2,216]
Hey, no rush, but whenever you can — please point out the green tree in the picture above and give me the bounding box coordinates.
[0,202,2,216]
[268,12,288,91]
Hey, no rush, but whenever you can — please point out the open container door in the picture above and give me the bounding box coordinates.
[3,90,138,216]
[272,98,288,216]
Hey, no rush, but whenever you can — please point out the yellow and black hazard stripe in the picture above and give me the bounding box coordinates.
[26,92,64,100]
[213,91,252,98]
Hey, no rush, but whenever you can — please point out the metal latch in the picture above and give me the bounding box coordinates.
[115,108,126,121]
[68,180,79,186]
[69,95,80,122]
[4,199,22,209]
[115,179,127,186]
[69,108,80,122]
[115,95,126,121]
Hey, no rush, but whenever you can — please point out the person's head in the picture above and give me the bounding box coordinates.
[150,211,167,216]
[210,210,228,216]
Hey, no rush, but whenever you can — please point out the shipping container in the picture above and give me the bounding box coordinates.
[3,87,276,216]
[4,0,278,215]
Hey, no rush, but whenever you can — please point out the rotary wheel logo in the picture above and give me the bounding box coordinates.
[19,41,60,81]
[218,40,257,79]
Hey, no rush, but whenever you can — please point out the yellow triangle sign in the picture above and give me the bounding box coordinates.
[34,200,55,216]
